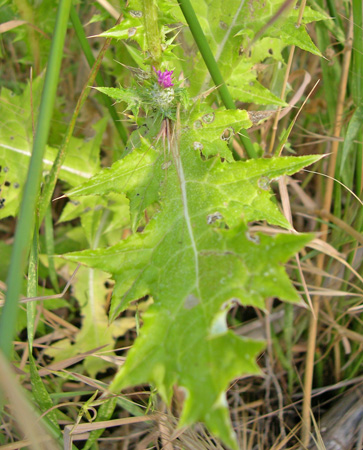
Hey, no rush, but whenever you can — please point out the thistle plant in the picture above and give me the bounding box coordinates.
[96,65,188,122]
[64,61,321,450]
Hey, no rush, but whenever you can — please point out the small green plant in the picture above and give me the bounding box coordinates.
[56,1,324,444]
[64,90,319,447]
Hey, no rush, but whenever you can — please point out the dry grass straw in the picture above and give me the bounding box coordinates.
[0,351,57,450]
[63,414,157,449]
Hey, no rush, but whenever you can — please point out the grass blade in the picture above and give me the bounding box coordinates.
[0,0,72,359]
[26,223,38,350]
[0,351,60,450]
[44,206,60,293]
[339,105,363,184]
[352,0,363,106]
[37,13,123,224]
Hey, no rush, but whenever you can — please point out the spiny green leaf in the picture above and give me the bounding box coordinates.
[67,108,254,229]
[98,10,146,48]
[0,77,105,219]
[98,1,177,51]
[44,265,135,378]
[234,4,325,56]
[59,193,130,244]
[63,109,320,447]
[67,138,162,231]
[95,86,144,117]
[187,106,252,160]
[178,0,325,102]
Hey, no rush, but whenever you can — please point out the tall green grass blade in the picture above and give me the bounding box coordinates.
[340,105,363,184]
[69,5,128,146]
[356,133,362,195]
[177,0,256,158]
[274,114,296,157]
[27,223,38,350]
[315,14,338,122]
[0,0,72,359]
[326,0,344,34]
[44,206,60,293]
[29,352,59,429]
[352,0,362,106]
[37,14,122,224]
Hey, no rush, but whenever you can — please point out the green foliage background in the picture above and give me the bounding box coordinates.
[1,0,361,449]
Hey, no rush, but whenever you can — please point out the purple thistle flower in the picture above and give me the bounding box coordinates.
[153,67,174,88]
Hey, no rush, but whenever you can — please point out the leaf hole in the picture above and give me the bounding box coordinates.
[245,231,260,245]
[202,112,215,124]
[257,176,270,190]
[128,27,137,37]
[220,128,234,141]
[207,212,223,225]
[130,10,143,18]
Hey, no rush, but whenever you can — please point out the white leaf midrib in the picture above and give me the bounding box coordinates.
[171,139,200,294]
[1,143,93,179]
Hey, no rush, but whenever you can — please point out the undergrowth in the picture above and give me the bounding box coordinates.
[0,0,362,449]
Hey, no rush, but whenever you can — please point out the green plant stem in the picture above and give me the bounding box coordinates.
[70,5,128,145]
[177,0,256,158]
[0,0,72,360]
[356,131,362,196]
[352,0,362,106]
[27,224,38,350]
[38,13,123,224]
[44,206,60,292]
[142,0,162,65]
